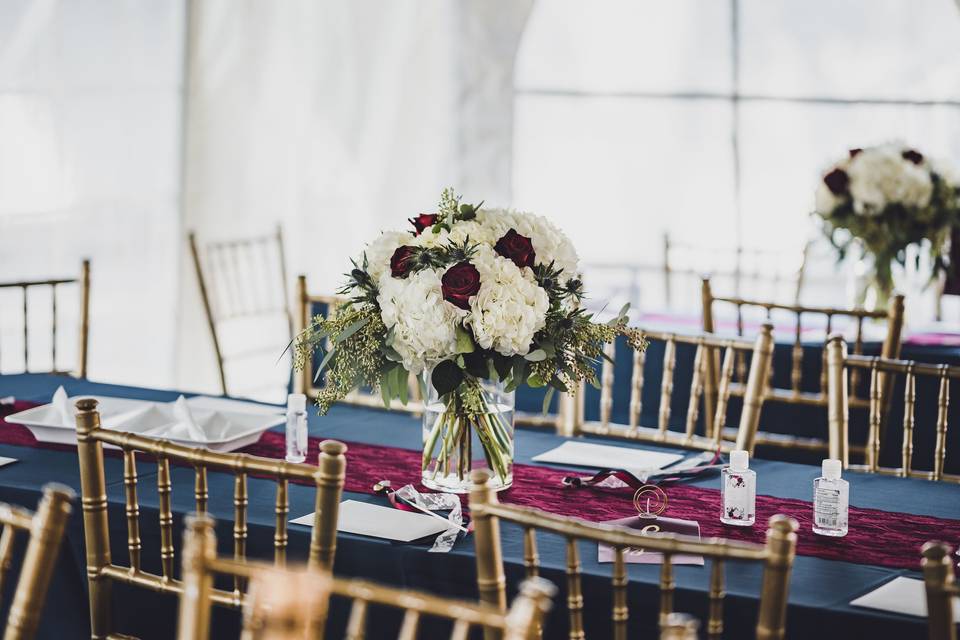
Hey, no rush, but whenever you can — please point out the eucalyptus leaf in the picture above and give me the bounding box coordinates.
[524,349,547,362]
[397,366,409,405]
[334,316,371,344]
[527,373,546,388]
[314,347,337,381]
[455,325,475,354]
[380,370,392,408]
[542,386,556,414]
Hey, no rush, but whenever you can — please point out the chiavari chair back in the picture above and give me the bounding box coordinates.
[921,541,959,640]
[177,513,555,640]
[664,233,809,309]
[826,336,960,482]
[570,324,774,454]
[0,484,74,640]
[471,470,798,640]
[0,260,90,377]
[73,399,347,640]
[701,276,905,453]
[294,275,422,412]
[188,227,292,398]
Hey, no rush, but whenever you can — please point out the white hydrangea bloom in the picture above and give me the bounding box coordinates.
[465,245,548,356]
[377,269,463,374]
[475,209,579,277]
[360,230,413,282]
[847,145,933,216]
[412,218,494,249]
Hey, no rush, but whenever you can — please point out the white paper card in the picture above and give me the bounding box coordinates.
[291,500,450,542]
[185,396,283,416]
[0,457,17,468]
[850,576,960,618]
[531,441,683,475]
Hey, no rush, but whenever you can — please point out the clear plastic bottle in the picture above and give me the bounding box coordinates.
[285,393,308,463]
[721,450,756,526]
[813,459,849,537]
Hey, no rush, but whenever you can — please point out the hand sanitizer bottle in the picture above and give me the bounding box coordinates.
[813,459,848,537]
[285,393,308,463]
[721,450,756,526]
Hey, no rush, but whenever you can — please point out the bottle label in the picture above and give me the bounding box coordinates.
[815,487,841,528]
[724,474,750,521]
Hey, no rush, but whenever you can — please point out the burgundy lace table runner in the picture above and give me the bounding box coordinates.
[3,400,957,571]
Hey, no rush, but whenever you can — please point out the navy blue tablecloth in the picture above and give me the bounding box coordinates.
[1,374,958,639]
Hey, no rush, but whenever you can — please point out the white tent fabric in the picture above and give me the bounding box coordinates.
[176,0,532,398]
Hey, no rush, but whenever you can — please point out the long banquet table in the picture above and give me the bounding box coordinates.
[1,373,958,639]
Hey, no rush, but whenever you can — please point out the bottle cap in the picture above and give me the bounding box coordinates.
[729,450,749,471]
[287,393,306,412]
[822,459,842,480]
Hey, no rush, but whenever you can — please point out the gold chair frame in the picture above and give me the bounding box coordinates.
[701,276,904,452]
[921,541,959,640]
[74,399,347,639]
[665,233,810,309]
[0,484,74,640]
[294,275,422,413]
[826,336,959,482]
[0,259,90,378]
[570,324,774,455]
[470,470,798,640]
[176,514,555,640]
[189,227,292,397]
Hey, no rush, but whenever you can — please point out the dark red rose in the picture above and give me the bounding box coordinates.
[494,228,536,269]
[441,261,481,310]
[409,213,438,235]
[390,246,417,278]
[823,168,849,195]
[848,148,863,158]
[902,149,924,165]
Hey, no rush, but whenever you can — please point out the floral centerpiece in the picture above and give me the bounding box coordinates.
[814,143,960,304]
[294,189,645,493]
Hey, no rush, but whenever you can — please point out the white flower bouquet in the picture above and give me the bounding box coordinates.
[295,188,644,492]
[814,143,960,298]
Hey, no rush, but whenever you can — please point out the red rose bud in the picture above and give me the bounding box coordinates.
[823,168,849,195]
[848,148,863,158]
[902,149,924,165]
[441,261,481,310]
[390,246,417,278]
[494,228,537,269]
[409,213,438,235]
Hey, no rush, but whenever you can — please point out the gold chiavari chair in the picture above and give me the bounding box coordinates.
[471,470,798,640]
[294,275,422,413]
[701,276,905,453]
[73,398,347,640]
[0,259,90,377]
[189,227,292,398]
[0,484,74,640]
[177,513,556,640]
[570,324,774,455]
[664,233,809,308]
[921,541,959,640]
[826,336,960,482]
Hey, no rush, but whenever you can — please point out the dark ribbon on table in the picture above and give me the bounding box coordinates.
[561,449,724,490]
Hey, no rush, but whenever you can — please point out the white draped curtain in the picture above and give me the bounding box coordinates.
[176,0,533,397]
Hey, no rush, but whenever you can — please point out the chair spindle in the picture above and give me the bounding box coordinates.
[274,479,289,565]
[934,367,950,481]
[867,362,881,471]
[901,366,916,477]
[712,346,736,443]
[628,347,645,428]
[708,558,725,640]
[157,456,175,579]
[612,547,628,640]
[566,537,585,640]
[194,464,208,513]
[523,527,539,578]
[122,448,142,572]
[684,344,705,440]
[659,553,675,628]
[658,338,677,434]
[234,472,249,594]
[345,599,368,640]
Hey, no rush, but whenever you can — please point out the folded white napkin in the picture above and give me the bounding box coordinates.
[173,395,208,442]
[52,386,73,427]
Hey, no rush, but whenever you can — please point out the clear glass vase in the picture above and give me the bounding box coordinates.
[421,370,515,494]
